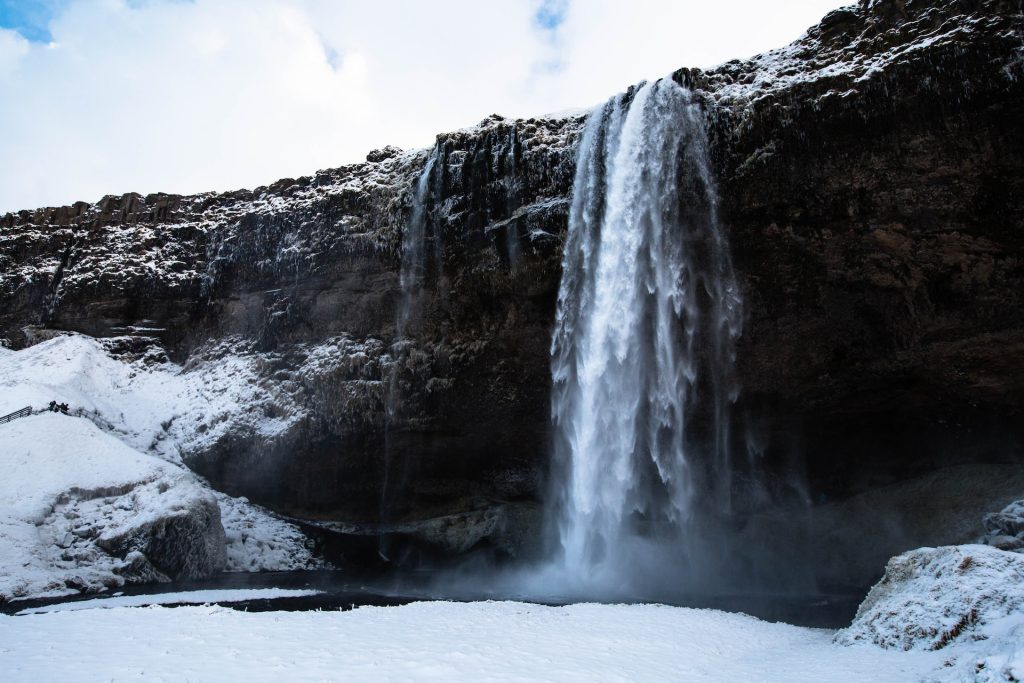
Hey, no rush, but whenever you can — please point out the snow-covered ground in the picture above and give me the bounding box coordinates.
[0,334,321,601]
[4,545,1023,681]
[0,601,945,682]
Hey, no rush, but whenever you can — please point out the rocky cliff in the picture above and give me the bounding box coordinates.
[1,0,1021,585]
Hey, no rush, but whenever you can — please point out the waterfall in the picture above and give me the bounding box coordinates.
[548,78,742,593]
[380,147,441,544]
[396,148,440,342]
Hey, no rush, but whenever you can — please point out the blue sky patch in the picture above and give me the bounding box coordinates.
[534,0,568,32]
[0,0,67,43]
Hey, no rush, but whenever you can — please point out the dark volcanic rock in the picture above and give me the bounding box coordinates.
[701,0,1024,501]
[1,0,1021,576]
[0,116,578,531]
[97,488,227,580]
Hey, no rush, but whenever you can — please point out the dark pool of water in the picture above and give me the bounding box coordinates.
[3,570,862,629]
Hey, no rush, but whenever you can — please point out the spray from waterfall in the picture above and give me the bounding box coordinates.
[546,78,742,595]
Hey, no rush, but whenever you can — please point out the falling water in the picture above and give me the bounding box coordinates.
[548,78,742,593]
[396,148,440,341]
[379,148,441,548]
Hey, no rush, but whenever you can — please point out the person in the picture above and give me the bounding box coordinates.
[58,402,69,414]
[48,400,57,412]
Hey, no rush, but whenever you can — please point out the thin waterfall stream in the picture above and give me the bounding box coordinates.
[380,147,441,557]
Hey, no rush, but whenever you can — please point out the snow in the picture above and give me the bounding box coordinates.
[981,499,1024,552]
[705,6,1015,113]
[0,333,301,465]
[0,413,169,521]
[836,545,1024,681]
[0,335,321,601]
[836,545,1024,651]
[15,588,324,615]
[0,413,186,600]
[0,601,945,682]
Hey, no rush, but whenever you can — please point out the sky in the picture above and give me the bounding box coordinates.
[0,0,850,213]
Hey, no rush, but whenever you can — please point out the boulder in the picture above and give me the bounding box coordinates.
[835,545,1024,651]
[982,500,1024,554]
[96,479,227,580]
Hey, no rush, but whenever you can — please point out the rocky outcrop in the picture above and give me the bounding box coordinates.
[835,544,1024,651]
[0,0,1021,579]
[1,469,228,602]
[45,478,227,588]
[92,480,227,581]
[981,499,1024,552]
[705,0,1024,504]
[0,117,578,532]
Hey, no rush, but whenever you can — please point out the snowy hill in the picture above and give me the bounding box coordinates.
[0,334,321,602]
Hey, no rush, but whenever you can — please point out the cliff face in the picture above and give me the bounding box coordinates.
[0,118,581,532]
[1,0,1021,576]
[704,0,1024,501]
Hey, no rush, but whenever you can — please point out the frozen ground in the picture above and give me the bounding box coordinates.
[0,601,946,682]
[0,334,321,601]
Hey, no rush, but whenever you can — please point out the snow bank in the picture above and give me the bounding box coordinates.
[836,545,1024,651]
[0,413,168,519]
[0,413,225,600]
[15,588,324,615]
[0,333,300,466]
[836,545,1024,681]
[0,335,320,600]
[0,601,943,682]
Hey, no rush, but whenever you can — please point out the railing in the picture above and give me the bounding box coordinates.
[0,406,32,425]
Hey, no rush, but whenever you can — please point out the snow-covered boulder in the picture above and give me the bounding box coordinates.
[0,413,226,601]
[982,500,1024,553]
[835,545,1024,652]
[92,478,226,580]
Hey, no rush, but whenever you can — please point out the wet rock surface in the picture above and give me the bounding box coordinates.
[711,0,1024,505]
[0,1,1021,574]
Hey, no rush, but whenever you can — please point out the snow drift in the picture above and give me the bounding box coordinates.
[836,544,1024,681]
[0,334,321,601]
[0,412,225,600]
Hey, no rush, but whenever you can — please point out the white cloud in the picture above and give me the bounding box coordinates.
[0,0,849,213]
[0,28,30,78]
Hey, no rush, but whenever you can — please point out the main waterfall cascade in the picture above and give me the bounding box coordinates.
[547,78,744,594]
[380,86,784,590]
